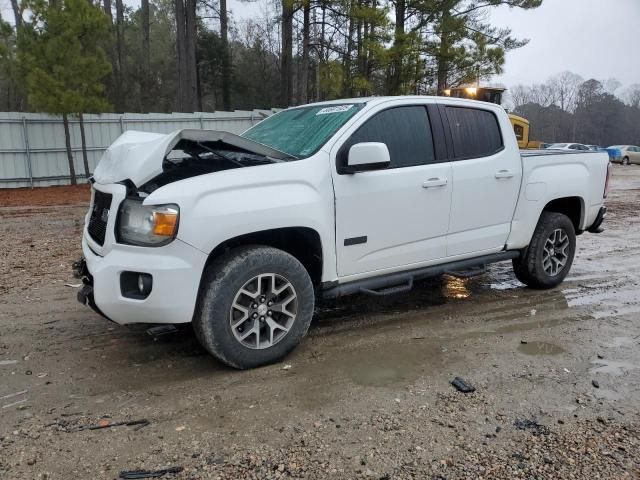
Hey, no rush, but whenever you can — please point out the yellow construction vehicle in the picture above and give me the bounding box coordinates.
[442,86,542,149]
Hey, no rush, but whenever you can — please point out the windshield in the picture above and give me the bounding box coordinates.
[242,103,364,158]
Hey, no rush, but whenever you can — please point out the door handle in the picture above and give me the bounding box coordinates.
[495,169,514,179]
[422,177,448,188]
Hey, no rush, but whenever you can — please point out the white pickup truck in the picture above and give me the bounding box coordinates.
[75,96,610,369]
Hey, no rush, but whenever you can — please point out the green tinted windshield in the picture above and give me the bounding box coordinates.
[242,103,363,158]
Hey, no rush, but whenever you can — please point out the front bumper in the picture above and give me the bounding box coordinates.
[78,236,208,325]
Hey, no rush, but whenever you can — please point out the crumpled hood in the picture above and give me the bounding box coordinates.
[92,129,290,187]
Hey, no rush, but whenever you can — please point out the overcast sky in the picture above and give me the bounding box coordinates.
[489,0,640,88]
[2,0,639,89]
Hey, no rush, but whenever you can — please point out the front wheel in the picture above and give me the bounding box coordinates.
[193,246,315,369]
[512,212,576,289]
[623,156,630,165]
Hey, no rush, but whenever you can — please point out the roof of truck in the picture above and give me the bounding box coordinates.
[292,96,503,109]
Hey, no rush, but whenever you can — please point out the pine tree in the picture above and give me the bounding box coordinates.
[19,0,112,184]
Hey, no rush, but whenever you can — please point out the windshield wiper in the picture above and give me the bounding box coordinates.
[195,141,245,168]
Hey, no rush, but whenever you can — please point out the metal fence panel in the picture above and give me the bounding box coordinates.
[0,110,276,188]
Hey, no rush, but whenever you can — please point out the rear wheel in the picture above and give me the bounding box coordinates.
[193,246,314,369]
[513,212,576,289]
[623,156,630,165]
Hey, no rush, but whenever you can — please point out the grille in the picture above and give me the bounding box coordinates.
[87,190,113,246]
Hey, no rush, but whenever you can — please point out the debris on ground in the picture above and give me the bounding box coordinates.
[119,466,183,479]
[0,359,18,366]
[592,379,600,388]
[53,418,151,433]
[514,417,550,435]
[2,398,28,409]
[146,325,179,337]
[450,376,476,393]
[282,364,292,370]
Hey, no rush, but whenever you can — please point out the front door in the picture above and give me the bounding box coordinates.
[331,104,452,278]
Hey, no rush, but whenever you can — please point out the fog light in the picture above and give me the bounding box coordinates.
[137,273,152,296]
[121,271,152,299]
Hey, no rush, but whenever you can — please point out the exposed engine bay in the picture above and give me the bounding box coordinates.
[139,139,284,194]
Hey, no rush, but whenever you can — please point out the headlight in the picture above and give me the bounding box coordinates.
[117,199,179,246]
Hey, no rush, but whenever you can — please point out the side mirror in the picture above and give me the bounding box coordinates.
[342,142,390,174]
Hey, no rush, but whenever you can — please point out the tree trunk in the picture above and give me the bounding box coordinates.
[79,113,90,181]
[220,0,231,110]
[141,0,151,112]
[342,1,354,97]
[114,0,124,111]
[175,0,187,110]
[184,0,198,111]
[280,0,294,107]
[389,0,405,95]
[103,0,112,21]
[299,1,310,104]
[10,0,21,30]
[436,5,452,95]
[63,114,77,186]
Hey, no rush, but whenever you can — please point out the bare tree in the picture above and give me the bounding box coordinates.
[509,84,531,109]
[622,84,640,109]
[548,71,583,113]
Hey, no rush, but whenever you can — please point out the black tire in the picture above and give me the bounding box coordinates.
[193,246,314,369]
[512,212,576,289]
[623,156,630,166]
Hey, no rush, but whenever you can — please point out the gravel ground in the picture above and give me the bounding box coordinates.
[1,166,639,479]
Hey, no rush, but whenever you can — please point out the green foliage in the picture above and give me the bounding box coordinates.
[19,0,112,114]
[0,15,24,110]
[1,0,545,113]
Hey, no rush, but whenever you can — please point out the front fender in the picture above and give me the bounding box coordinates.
[145,155,337,281]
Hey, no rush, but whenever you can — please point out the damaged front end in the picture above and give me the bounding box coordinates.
[72,257,113,321]
[92,128,294,190]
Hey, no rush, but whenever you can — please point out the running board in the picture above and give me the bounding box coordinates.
[444,265,487,278]
[360,278,414,296]
[322,251,520,299]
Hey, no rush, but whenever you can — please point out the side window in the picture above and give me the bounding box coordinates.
[340,106,436,169]
[513,124,524,141]
[569,144,578,150]
[445,106,503,159]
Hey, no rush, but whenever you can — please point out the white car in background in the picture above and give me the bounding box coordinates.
[547,143,591,151]
[609,145,640,165]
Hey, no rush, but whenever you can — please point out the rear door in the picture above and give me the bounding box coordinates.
[443,104,522,257]
[631,146,640,164]
[332,103,452,277]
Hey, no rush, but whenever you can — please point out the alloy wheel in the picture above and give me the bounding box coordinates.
[229,273,298,349]
[542,228,570,276]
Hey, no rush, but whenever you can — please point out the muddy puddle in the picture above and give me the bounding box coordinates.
[517,341,566,356]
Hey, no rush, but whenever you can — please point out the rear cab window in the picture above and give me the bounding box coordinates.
[444,106,504,160]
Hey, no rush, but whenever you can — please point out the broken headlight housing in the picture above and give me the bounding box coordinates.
[117,199,179,246]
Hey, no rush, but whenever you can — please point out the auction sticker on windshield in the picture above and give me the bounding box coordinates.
[316,105,354,115]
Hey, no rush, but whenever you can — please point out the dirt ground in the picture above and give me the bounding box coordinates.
[1,166,639,479]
